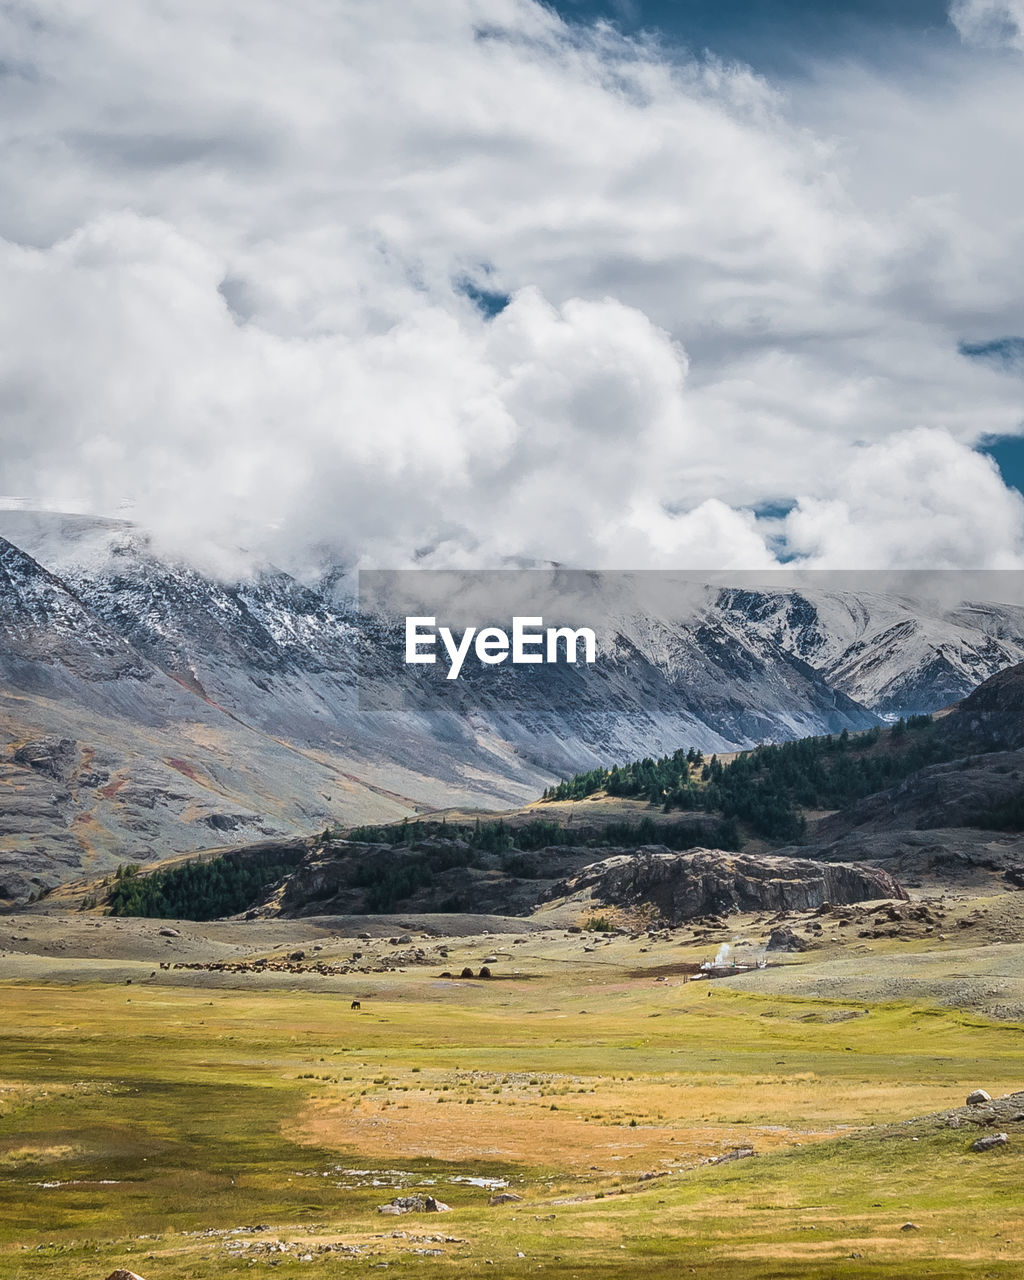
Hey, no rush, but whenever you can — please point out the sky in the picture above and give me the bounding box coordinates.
[1,0,1023,576]
[549,0,956,71]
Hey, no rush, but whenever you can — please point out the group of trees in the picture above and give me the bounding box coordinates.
[351,842,478,913]
[340,812,744,910]
[541,716,948,843]
[542,747,706,803]
[105,851,297,920]
[346,817,518,850]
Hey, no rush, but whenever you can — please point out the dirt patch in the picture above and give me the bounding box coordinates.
[291,1090,834,1177]
[626,961,706,980]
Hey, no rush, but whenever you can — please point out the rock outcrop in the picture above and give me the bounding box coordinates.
[971,1132,1009,1152]
[551,848,906,924]
[13,736,80,782]
[766,926,809,952]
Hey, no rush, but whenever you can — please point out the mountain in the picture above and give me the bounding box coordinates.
[0,533,154,697]
[2,512,1024,903]
[0,527,551,906]
[713,586,1024,717]
[45,663,1024,926]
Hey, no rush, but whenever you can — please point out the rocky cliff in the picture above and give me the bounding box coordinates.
[552,849,906,923]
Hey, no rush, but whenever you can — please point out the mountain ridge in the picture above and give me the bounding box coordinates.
[3,514,1024,903]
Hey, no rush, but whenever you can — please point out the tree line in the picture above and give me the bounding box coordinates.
[540,717,947,842]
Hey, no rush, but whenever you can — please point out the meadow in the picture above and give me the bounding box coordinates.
[1,937,1023,1279]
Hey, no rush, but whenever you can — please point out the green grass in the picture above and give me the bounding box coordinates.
[1,977,1021,1278]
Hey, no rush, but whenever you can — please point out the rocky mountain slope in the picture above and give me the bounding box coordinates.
[712,584,1024,717]
[942,661,1024,750]
[45,664,1024,924]
[811,750,1023,840]
[266,664,1024,921]
[764,666,1024,881]
[2,510,1024,904]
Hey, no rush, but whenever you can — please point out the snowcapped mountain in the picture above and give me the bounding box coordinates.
[710,585,1024,716]
[0,534,153,688]
[2,511,1024,902]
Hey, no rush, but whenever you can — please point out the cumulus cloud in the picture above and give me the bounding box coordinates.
[0,0,1022,574]
[784,428,1024,568]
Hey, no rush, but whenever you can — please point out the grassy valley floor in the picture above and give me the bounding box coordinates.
[1,904,1023,1278]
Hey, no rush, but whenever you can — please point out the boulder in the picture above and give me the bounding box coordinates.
[105,1271,148,1280]
[971,1132,1008,1152]
[966,1089,992,1106]
[377,1195,451,1215]
[490,1192,523,1205]
[707,1146,755,1165]
[766,927,807,953]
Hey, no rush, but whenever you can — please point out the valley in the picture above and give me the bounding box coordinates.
[2,889,1024,1278]
[3,661,1023,1276]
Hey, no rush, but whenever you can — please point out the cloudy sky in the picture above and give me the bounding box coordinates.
[1,0,1023,575]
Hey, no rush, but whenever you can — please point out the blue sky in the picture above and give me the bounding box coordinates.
[548,0,956,70]
[962,340,1024,495]
[982,435,1024,495]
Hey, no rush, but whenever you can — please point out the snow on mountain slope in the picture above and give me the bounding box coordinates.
[0,529,556,902]
[0,534,151,685]
[3,513,1024,905]
[6,516,1024,752]
[711,586,1024,715]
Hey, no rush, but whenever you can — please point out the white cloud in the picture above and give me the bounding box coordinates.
[950,0,1024,49]
[0,0,1022,574]
[784,428,1024,568]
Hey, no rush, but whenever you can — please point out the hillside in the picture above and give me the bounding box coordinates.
[3,511,1024,905]
[65,663,1021,926]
